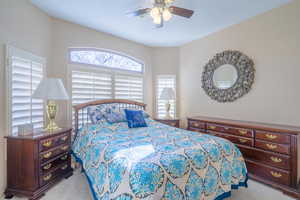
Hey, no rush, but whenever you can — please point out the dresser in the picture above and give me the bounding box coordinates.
[4,128,73,200]
[155,118,180,128]
[187,116,300,198]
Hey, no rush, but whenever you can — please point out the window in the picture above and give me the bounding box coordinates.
[69,48,144,73]
[70,48,144,113]
[156,75,176,118]
[6,46,45,136]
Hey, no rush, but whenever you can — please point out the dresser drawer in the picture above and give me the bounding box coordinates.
[41,153,70,174]
[256,131,290,144]
[225,127,253,138]
[188,127,206,133]
[238,146,290,170]
[189,120,205,129]
[246,160,290,186]
[212,131,253,147]
[255,140,290,155]
[40,144,70,163]
[207,123,226,132]
[40,133,70,152]
[40,162,71,186]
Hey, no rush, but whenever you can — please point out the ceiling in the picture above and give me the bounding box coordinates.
[30,0,291,47]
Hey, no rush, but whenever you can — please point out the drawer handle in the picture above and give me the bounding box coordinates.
[239,139,248,143]
[42,141,52,148]
[61,164,68,170]
[266,144,278,150]
[270,171,282,178]
[270,157,282,163]
[209,125,216,130]
[266,134,277,140]
[61,136,68,142]
[238,130,247,135]
[43,152,52,159]
[61,155,68,160]
[43,174,52,181]
[61,146,69,151]
[43,163,52,170]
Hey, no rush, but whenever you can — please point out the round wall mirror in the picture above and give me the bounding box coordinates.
[202,50,255,102]
[213,64,238,89]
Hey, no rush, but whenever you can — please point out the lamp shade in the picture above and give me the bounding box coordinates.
[32,78,69,100]
[159,88,175,100]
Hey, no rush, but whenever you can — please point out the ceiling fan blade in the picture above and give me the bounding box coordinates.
[169,6,194,18]
[127,8,151,17]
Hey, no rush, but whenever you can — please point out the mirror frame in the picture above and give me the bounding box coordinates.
[202,50,255,103]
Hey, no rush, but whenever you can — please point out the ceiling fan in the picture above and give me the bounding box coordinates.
[128,0,194,28]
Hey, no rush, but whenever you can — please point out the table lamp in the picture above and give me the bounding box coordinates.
[32,78,69,131]
[159,87,175,119]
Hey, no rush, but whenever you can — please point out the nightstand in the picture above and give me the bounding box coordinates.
[4,128,73,200]
[155,118,180,128]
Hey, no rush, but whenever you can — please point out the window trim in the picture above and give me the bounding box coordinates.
[68,47,145,74]
[156,74,177,118]
[5,45,46,136]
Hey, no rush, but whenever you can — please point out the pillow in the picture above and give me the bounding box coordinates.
[87,105,106,124]
[103,103,150,124]
[124,109,147,128]
[103,104,126,124]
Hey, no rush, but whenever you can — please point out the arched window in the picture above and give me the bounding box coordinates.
[69,48,144,73]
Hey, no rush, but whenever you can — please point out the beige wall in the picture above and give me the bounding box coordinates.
[180,0,300,126]
[152,47,180,117]
[0,0,52,195]
[49,19,154,126]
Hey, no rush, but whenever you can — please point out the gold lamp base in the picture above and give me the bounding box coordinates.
[45,100,61,132]
[164,101,172,120]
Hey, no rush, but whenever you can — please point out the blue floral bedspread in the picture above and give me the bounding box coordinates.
[72,119,248,200]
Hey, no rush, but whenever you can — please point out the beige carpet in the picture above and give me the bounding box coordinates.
[4,170,295,200]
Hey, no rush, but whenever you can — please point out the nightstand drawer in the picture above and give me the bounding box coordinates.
[40,144,70,163]
[40,162,71,186]
[40,133,70,152]
[155,119,180,128]
[41,153,70,174]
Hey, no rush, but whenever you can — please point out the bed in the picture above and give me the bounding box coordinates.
[72,99,248,200]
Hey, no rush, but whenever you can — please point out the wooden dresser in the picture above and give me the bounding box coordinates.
[4,128,73,200]
[187,116,300,198]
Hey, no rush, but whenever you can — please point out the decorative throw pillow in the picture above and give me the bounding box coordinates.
[124,109,147,128]
[87,105,106,124]
[103,104,126,124]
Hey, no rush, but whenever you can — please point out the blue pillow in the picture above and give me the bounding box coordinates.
[104,104,126,124]
[124,109,147,128]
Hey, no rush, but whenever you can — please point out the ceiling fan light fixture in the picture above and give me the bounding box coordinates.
[150,7,160,19]
[153,16,162,24]
[163,8,172,21]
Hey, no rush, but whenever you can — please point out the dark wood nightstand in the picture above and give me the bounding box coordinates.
[155,118,180,128]
[4,128,73,200]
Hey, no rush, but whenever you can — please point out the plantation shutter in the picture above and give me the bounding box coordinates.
[114,75,144,102]
[71,70,113,105]
[7,46,45,136]
[156,75,176,118]
[71,70,113,125]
